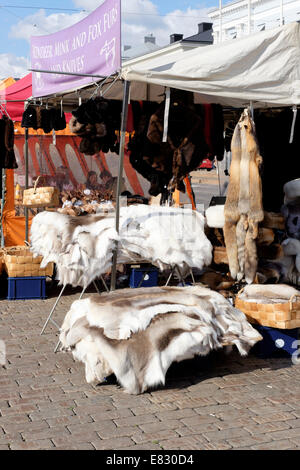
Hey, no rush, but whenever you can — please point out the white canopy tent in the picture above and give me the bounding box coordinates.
[121,22,300,109]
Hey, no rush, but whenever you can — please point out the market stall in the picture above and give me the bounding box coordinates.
[2,5,300,388]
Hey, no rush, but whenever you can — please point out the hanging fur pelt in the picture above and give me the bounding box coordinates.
[30,205,212,288]
[224,109,263,284]
[59,285,262,394]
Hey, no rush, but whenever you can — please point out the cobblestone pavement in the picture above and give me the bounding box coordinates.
[1,286,300,451]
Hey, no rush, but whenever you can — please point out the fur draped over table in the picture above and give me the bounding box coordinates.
[30,205,212,288]
[224,109,264,284]
[59,285,262,394]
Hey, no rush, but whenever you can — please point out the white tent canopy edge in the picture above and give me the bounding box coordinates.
[121,22,300,109]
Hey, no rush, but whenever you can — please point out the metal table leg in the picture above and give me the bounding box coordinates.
[40,284,66,335]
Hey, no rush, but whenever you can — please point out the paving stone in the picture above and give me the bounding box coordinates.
[91,437,134,450]
[154,409,197,421]
[244,421,291,435]
[202,427,251,442]
[181,415,221,427]
[290,438,300,447]
[0,445,9,450]
[96,425,141,439]
[248,404,293,415]
[139,420,183,433]
[159,435,204,450]
[90,408,133,422]
[131,429,178,444]
[285,419,300,429]
[130,404,177,416]
[266,427,300,441]
[50,443,95,450]
[9,439,54,450]
[2,420,50,435]
[251,439,297,450]
[252,412,295,424]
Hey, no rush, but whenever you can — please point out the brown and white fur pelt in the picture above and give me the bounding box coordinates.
[30,206,212,288]
[59,286,262,394]
[30,211,119,287]
[238,284,299,304]
[224,109,263,284]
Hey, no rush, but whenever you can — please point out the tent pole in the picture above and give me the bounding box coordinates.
[280,0,284,26]
[219,0,223,43]
[0,169,6,247]
[25,127,29,243]
[110,80,131,292]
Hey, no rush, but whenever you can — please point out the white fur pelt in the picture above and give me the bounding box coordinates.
[284,179,300,204]
[59,285,262,394]
[117,205,212,272]
[238,283,299,304]
[30,205,212,287]
[205,205,225,228]
[30,211,119,287]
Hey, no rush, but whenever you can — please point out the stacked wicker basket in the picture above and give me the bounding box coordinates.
[235,289,300,330]
[2,246,53,278]
[22,186,59,208]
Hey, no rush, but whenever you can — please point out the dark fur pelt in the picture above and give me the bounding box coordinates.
[71,98,121,155]
[59,286,262,394]
[128,95,209,194]
[0,116,18,169]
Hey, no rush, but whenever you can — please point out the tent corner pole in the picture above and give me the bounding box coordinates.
[110,80,131,292]
[25,128,29,243]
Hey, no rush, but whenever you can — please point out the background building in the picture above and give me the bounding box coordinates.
[208,0,300,42]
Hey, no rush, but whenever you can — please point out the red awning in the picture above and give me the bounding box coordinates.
[0,73,32,121]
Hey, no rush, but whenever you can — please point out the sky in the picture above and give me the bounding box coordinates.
[0,0,225,78]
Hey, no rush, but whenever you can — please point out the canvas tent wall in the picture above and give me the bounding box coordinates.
[121,22,300,109]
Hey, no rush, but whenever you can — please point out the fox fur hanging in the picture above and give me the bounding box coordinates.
[59,286,262,394]
[224,109,263,284]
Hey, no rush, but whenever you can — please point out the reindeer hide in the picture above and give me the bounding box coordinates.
[31,205,212,287]
[59,286,262,394]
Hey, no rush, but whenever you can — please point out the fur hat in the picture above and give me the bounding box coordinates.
[21,105,38,129]
[79,137,96,155]
[69,116,85,135]
[53,109,66,131]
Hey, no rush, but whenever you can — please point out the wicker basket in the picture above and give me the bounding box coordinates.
[22,176,59,208]
[235,292,300,329]
[3,246,53,278]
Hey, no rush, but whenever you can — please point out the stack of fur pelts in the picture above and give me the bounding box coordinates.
[59,286,262,394]
[58,189,115,216]
[69,98,121,155]
[30,205,212,288]
[224,109,264,284]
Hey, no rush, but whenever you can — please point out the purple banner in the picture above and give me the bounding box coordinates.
[31,0,121,97]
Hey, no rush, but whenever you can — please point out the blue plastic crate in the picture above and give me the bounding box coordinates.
[252,324,300,358]
[7,276,47,300]
[129,267,158,288]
